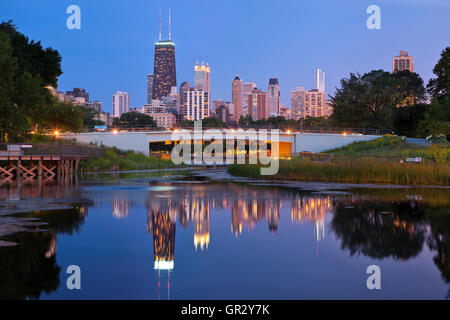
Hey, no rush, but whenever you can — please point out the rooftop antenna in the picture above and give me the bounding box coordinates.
[159,8,162,41]
[168,8,171,40]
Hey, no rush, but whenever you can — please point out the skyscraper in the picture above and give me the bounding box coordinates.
[291,87,326,119]
[247,88,267,121]
[267,78,280,116]
[147,74,153,104]
[393,50,414,73]
[112,91,130,118]
[152,10,176,100]
[242,82,256,112]
[314,69,325,92]
[232,75,242,121]
[183,88,210,121]
[194,62,211,92]
[179,82,190,104]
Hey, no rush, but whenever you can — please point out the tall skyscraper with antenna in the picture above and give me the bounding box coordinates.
[152,9,177,100]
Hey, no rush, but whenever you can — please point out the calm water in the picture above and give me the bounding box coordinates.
[0,169,449,300]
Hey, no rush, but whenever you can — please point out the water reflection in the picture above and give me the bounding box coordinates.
[0,185,89,299]
[1,176,449,299]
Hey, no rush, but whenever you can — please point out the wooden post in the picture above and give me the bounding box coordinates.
[56,160,61,180]
[16,159,21,186]
[38,159,42,177]
[38,159,42,184]
[74,159,79,175]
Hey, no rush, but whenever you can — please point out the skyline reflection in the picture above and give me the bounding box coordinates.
[1,178,449,299]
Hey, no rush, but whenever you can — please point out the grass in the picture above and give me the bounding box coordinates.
[228,136,450,186]
[324,135,449,164]
[80,147,179,172]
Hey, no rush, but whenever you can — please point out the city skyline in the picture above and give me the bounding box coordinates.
[1,0,449,115]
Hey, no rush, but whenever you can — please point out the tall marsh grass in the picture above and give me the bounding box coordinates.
[228,157,449,186]
[81,148,178,172]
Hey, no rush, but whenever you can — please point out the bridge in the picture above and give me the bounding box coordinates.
[60,129,382,156]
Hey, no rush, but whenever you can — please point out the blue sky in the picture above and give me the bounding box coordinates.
[1,0,449,113]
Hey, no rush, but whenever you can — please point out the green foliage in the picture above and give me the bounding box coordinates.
[0,21,62,87]
[0,21,76,142]
[427,47,450,102]
[324,135,405,155]
[81,147,178,172]
[177,118,228,128]
[238,115,333,129]
[177,119,194,127]
[40,99,84,133]
[324,135,449,163]
[113,112,156,128]
[82,107,104,128]
[416,98,450,137]
[228,134,449,185]
[330,70,426,129]
[228,158,449,186]
[393,103,427,137]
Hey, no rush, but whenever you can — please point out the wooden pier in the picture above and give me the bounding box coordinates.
[0,143,103,185]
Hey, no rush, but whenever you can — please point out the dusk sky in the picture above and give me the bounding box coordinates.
[1,0,449,114]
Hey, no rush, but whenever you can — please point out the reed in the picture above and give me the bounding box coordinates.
[228,137,450,188]
[81,148,178,172]
[228,158,449,186]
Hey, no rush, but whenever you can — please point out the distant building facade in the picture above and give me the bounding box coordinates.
[267,78,280,117]
[243,82,256,110]
[194,62,211,93]
[85,101,102,113]
[291,87,326,119]
[232,76,242,121]
[183,89,210,121]
[324,100,333,118]
[152,40,176,100]
[314,69,325,92]
[247,88,267,121]
[215,104,231,123]
[212,100,225,116]
[66,88,89,103]
[148,112,176,128]
[112,91,130,118]
[147,74,154,104]
[393,50,414,73]
[179,81,190,108]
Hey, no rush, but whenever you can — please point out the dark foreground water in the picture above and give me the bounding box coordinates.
[0,169,449,300]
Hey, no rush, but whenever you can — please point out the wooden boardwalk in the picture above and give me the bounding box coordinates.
[0,143,103,184]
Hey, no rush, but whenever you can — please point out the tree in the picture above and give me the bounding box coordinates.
[416,99,450,137]
[176,118,228,128]
[0,21,64,142]
[391,70,426,107]
[393,104,427,137]
[416,47,450,138]
[82,107,104,128]
[427,47,450,102]
[330,70,426,129]
[113,112,156,128]
[40,99,84,133]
